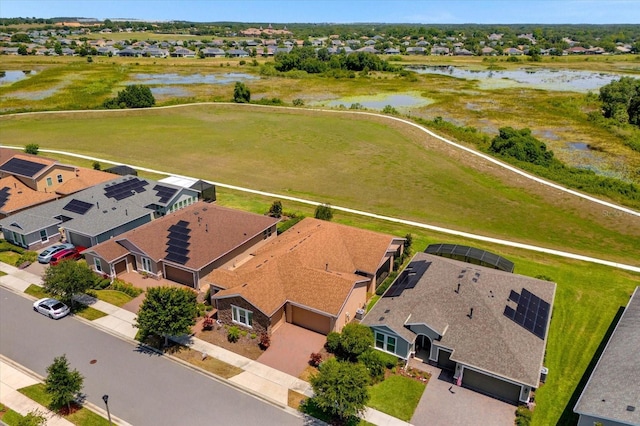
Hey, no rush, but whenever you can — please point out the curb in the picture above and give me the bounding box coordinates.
[0,355,131,426]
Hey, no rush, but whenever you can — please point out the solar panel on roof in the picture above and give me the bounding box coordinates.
[0,187,10,209]
[165,220,191,265]
[62,199,93,215]
[503,288,551,339]
[0,158,47,177]
[153,184,178,203]
[165,253,189,264]
[424,243,515,273]
[104,178,148,200]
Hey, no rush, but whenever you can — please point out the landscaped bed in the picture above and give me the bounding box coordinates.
[195,323,264,360]
[18,383,110,426]
[169,345,243,379]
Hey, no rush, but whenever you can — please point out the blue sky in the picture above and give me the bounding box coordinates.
[2,1,639,24]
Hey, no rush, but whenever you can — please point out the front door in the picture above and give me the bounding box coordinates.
[415,335,431,360]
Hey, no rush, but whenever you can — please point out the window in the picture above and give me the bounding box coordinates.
[140,257,152,273]
[39,230,47,242]
[374,331,397,354]
[94,257,102,273]
[46,177,53,186]
[231,305,253,327]
[57,174,63,183]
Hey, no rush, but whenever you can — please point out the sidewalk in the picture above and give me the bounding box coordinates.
[0,264,411,426]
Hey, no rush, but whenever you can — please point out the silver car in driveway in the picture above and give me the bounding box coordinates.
[37,243,75,263]
[33,298,71,319]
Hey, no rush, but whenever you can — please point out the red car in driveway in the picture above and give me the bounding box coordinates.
[49,248,81,266]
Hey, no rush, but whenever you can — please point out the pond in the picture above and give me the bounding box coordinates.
[312,92,435,110]
[130,72,259,85]
[150,86,191,97]
[0,70,36,85]
[406,65,634,92]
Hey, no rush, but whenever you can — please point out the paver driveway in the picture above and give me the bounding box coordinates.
[257,323,326,377]
[411,362,516,426]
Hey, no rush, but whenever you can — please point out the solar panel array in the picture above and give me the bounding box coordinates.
[62,199,93,215]
[503,288,550,339]
[0,158,47,177]
[425,243,515,273]
[0,186,10,209]
[104,178,148,201]
[165,220,191,265]
[153,184,178,204]
[384,260,431,298]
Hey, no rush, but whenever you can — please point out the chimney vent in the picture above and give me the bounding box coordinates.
[325,263,328,271]
[468,307,474,319]
[455,283,460,293]
[205,224,208,232]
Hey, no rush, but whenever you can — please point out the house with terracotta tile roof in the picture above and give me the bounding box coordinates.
[0,175,57,218]
[206,218,405,336]
[362,250,556,404]
[83,202,279,289]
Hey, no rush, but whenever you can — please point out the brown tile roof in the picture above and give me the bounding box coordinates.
[209,217,401,316]
[56,167,117,195]
[87,202,279,271]
[0,176,57,215]
[363,252,556,387]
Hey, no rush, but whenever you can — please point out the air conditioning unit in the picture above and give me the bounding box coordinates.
[355,308,366,320]
[540,367,548,383]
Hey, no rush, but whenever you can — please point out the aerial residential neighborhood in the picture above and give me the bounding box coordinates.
[1,2,639,426]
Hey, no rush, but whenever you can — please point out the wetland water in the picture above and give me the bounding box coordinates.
[0,70,36,85]
[405,65,634,92]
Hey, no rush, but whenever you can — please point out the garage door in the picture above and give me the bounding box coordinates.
[437,349,456,371]
[165,265,195,287]
[114,260,127,275]
[462,368,521,404]
[291,306,330,335]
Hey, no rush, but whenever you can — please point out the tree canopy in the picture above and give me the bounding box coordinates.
[599,76,640,126]
[233,82,251,103]
[104,84,155,109]
[135,286,198,346]
[310,358,370,423]
[314,204,334,221]
[45,354,84,413]
[42,261,96,307]
[489,127,555,166]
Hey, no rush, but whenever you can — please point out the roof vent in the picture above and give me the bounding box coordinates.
[468,307,474,319]
[628,406,636,412]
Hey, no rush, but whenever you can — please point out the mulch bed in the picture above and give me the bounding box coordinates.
[195,324,265,360]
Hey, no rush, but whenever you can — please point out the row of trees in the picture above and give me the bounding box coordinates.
[273,48,401,74]
[599,76,640,127]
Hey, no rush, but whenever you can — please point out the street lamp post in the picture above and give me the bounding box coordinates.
[102,394,112,426]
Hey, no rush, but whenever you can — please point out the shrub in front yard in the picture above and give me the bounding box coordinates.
[309,352,323,367]
[358,349,387,383]
[109,280,143,297]
[259,332,271,350]
[15,251,37,267]
[227,326,240,343]
[515,405,532,426]
[325,331,341,354]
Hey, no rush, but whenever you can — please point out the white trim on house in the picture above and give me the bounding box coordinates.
[374,330,397,355]
[231,305,253,328]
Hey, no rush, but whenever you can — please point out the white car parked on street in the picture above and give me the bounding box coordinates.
[33,298,71,319]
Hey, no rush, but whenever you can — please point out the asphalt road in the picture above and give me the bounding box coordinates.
[0,288,305,426]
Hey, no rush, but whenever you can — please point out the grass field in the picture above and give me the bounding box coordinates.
[368,375,426,421]
[94,289,133,307]
[1,105,637,268]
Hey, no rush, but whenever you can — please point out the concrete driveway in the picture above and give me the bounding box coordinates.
[257,323,326,377]
[411,362,516,426]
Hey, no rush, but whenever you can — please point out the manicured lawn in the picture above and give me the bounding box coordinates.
[73,305,108,321]
[368,375,425,421]
[94,289,133,307]
[24,284,48,299]
[0,403,24,426]
[18,384,110,426]
[0,251,20,265]
[170,346,243,379]
[25,285,107,320]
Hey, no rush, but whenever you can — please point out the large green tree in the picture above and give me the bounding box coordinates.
[45,355,84,413]
[135,286,198,346]
[310,358,370,423]
[233,82,251,103]
[599,76,640,125]
[337,322,374,361]
[489,127,555,166]
[42,261,95,308]
[104,84,155,109]
[314,204,334,221]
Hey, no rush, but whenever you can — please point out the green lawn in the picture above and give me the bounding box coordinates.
[368,375,426,421]
[1,105,638,268]
[0,251,20,265]
[94,289,133,307]
[25,285,108,320]
[19,384,110,426]
[0,403,24,426]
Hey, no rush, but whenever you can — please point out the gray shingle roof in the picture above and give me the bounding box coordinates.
[362,252,556,387]
[0,176,191,238]
[574,287,640,425]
